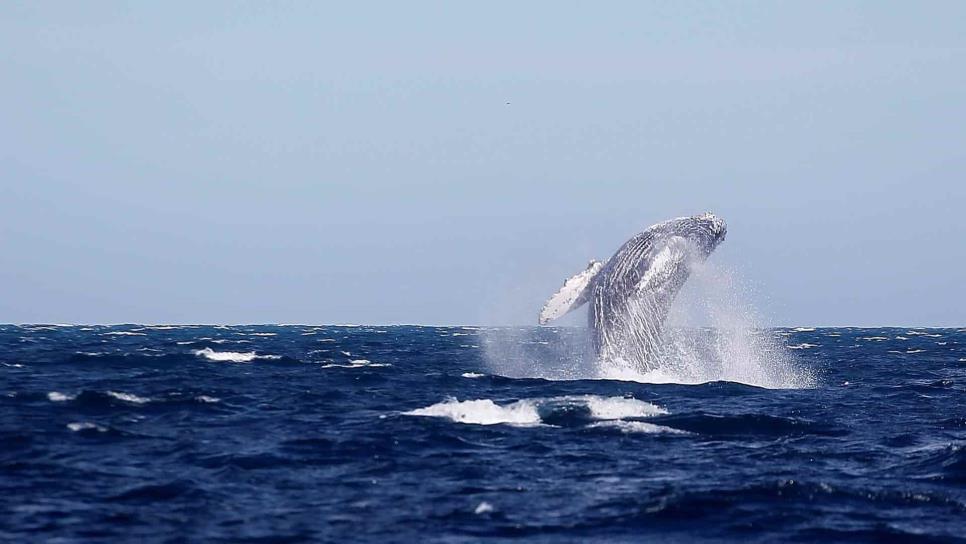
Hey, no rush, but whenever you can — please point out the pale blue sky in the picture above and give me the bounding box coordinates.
[2,2,964,326]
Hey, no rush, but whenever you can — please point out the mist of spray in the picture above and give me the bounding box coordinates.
[482,260,814,389]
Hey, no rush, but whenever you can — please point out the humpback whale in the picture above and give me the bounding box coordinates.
[539,213,727,369]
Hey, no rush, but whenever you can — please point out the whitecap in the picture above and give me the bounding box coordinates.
[102,331,147,336]
[47,391,75,402]
[192,348,281,363]
[587,420,686,434]
[195,395,221,403]
[107,391,150,404]
[403,395,666,428]
[404,398,541,426]
[579,395,667,419]
[906,349,926,354]
[859,336,889,341]
[792,327,816,332]
[474,502,494,515]
[194,348,256,363]
[320,359,391,369]
[67,422,107,432]
[461,372,485,378]
[787,343,818,350]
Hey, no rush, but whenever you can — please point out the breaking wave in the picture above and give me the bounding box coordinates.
[192,348,281,363]
[403,395,676,433]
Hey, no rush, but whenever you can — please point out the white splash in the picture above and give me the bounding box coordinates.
[192,348,280,363]
[320,359,391,368]
[47,391,74,402]
[404,395,669,429]
[484,260,814,389]
[405,398,541,426]
[587,420,687,434]
[67,422,107,432]
[581,395,667,419]
[474,502,495,515]
[107,391,150,404]
[461,372,485,378]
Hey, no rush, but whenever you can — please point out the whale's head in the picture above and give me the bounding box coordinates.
[687,212,727,256]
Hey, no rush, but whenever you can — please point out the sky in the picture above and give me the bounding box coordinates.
[2,2,964,326]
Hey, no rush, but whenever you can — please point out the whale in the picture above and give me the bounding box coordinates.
[539,213,727,368]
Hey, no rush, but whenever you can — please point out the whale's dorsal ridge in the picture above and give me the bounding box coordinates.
[538,259,603,325]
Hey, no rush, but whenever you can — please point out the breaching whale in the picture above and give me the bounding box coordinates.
[539,213,727,368]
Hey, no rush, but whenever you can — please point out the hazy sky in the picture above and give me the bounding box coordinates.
[2,2,964,326]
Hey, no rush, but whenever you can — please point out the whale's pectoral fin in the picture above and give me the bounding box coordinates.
[539,260,603,324]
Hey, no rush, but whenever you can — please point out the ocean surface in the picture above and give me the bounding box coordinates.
[1,324,964,543]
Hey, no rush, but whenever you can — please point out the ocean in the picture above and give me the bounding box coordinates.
[1,324,964,543]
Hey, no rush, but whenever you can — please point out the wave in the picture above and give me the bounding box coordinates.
[192,348,281,363]
[404,395,671,432]
[320,359,390,368]
[406,398,540,426]
[106,391,150,404]
[47,389,222,408]
[588,420,686,434]
[67,422,108,433]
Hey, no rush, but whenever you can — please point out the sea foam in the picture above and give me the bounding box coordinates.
[106,391,150,404]
[404,395,670,431]
[193,348,281,363]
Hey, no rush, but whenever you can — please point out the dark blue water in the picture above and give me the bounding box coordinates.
[1,324,964,543]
